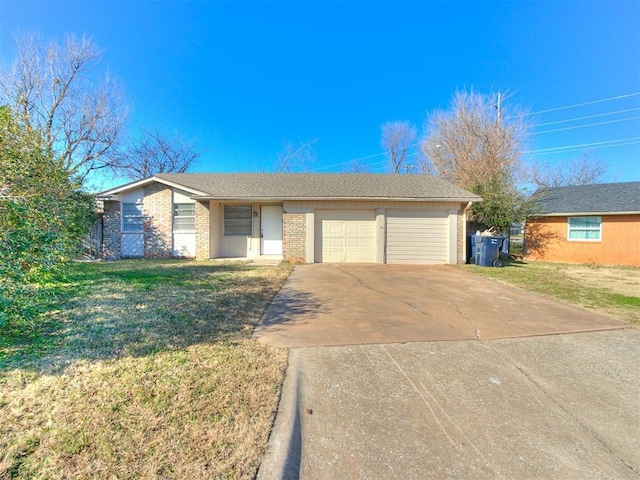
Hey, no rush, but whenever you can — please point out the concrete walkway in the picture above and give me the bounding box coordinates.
[253,264,626,347]
[258,330,640,479]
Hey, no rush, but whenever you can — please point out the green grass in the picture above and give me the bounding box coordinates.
[461,261,640,326]
[0,259,293,479]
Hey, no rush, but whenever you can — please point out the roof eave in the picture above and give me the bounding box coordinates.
[191,195,482,202]
[97,176,209,198]
[531,211,640,217]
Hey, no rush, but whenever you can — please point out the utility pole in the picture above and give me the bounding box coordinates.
[496,92,502,126]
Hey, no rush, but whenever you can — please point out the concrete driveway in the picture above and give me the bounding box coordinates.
[254,265,637,479]
[253,264,626,347]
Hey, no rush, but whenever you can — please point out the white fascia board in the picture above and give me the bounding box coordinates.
[97,176,209,198]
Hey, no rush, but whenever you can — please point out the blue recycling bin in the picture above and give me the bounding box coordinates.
[474,235,505,267]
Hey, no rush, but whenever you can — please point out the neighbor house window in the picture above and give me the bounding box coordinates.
[122,203,144,232]
[568,216,601,241]
[224,205,252,235]
[174,203,196,232]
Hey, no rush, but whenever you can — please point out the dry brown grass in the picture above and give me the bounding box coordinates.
[0,260,293,479]
[462,261,640,327]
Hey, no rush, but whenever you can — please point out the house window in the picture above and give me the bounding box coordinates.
[174,203,196,232]
[568,216,601,241]
[122,203,144,232]
[224,205,252,236]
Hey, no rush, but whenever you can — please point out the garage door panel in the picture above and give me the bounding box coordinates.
[329,224,344,235]
[387,210,449,264]
[328,238,344,248]
[315,210,376,263]
[361,238,375,248]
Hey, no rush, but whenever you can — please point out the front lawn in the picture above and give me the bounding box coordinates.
[461,261,640,327]
[0,260,292,479]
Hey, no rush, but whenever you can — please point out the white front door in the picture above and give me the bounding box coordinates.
[261,206,283,255]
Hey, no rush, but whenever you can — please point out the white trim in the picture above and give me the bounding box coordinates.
[99,176,208,197]
[567,216,602,242]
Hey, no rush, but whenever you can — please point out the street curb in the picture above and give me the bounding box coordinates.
[257,349,302,480]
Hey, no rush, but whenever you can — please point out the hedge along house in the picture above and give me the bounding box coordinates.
[97,173,482,264]
[526,181,640,267]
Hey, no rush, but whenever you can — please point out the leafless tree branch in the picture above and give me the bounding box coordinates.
[111,127,202,180]
[0,32,128,182]
[529,152,608,188]
[419,90,530,190]
[342,159,371,173]
[381,121,417,173]
[276,138,317,172]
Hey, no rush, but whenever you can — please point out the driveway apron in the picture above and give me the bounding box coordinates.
[258,331,640,479]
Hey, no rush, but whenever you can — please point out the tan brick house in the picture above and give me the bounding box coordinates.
[526,181,640,267]
[98,173,481,264]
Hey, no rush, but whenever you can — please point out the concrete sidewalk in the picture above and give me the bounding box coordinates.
[258,330,640,479]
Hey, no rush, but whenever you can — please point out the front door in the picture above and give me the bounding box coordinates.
[261,205,283,255]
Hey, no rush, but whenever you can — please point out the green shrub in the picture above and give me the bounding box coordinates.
[0,106,95,327]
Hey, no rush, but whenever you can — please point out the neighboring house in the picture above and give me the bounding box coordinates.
[97,173,481,265]
[526,181,640,267]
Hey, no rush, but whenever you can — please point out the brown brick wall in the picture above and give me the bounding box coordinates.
[525,214,640,267]
[283,212,306,263]
[143,183,173,258]
[102,200,120,260]
[195,200,210,259]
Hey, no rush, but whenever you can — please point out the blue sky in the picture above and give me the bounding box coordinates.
[1,0,639,189]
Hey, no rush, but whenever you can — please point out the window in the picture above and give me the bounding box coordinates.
[568,216,601,241]
[174,203,196,232]
[122,203,144,232]
[224,205,252,236]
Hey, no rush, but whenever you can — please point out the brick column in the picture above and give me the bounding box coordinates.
[195,200,210,260]
[143,183,173,258]
[283,212,306,263]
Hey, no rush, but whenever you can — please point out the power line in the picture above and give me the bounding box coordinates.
[312,151,387,171]
[526,139,640,157]
[534,116,640,135]
[523,92,640,117]
[534,107,640,127]
[311,142,421,172]
[525,137,640,154]
[311,94,640,172]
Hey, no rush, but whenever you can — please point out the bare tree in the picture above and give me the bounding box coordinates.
[342,159,370,173]
[0,33,128,181]
[112,128,201,180]
[419,91,529,190]
[276,138,317,172]
[381,121,417,173]
[420,90,531,232]
[530,152,608,188]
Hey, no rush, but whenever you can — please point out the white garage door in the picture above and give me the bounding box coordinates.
[386,210,449,264]
[315,210,376,263]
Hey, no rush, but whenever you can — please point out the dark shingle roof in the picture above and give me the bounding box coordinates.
[152,173,481,201]
[532,182,640,215]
